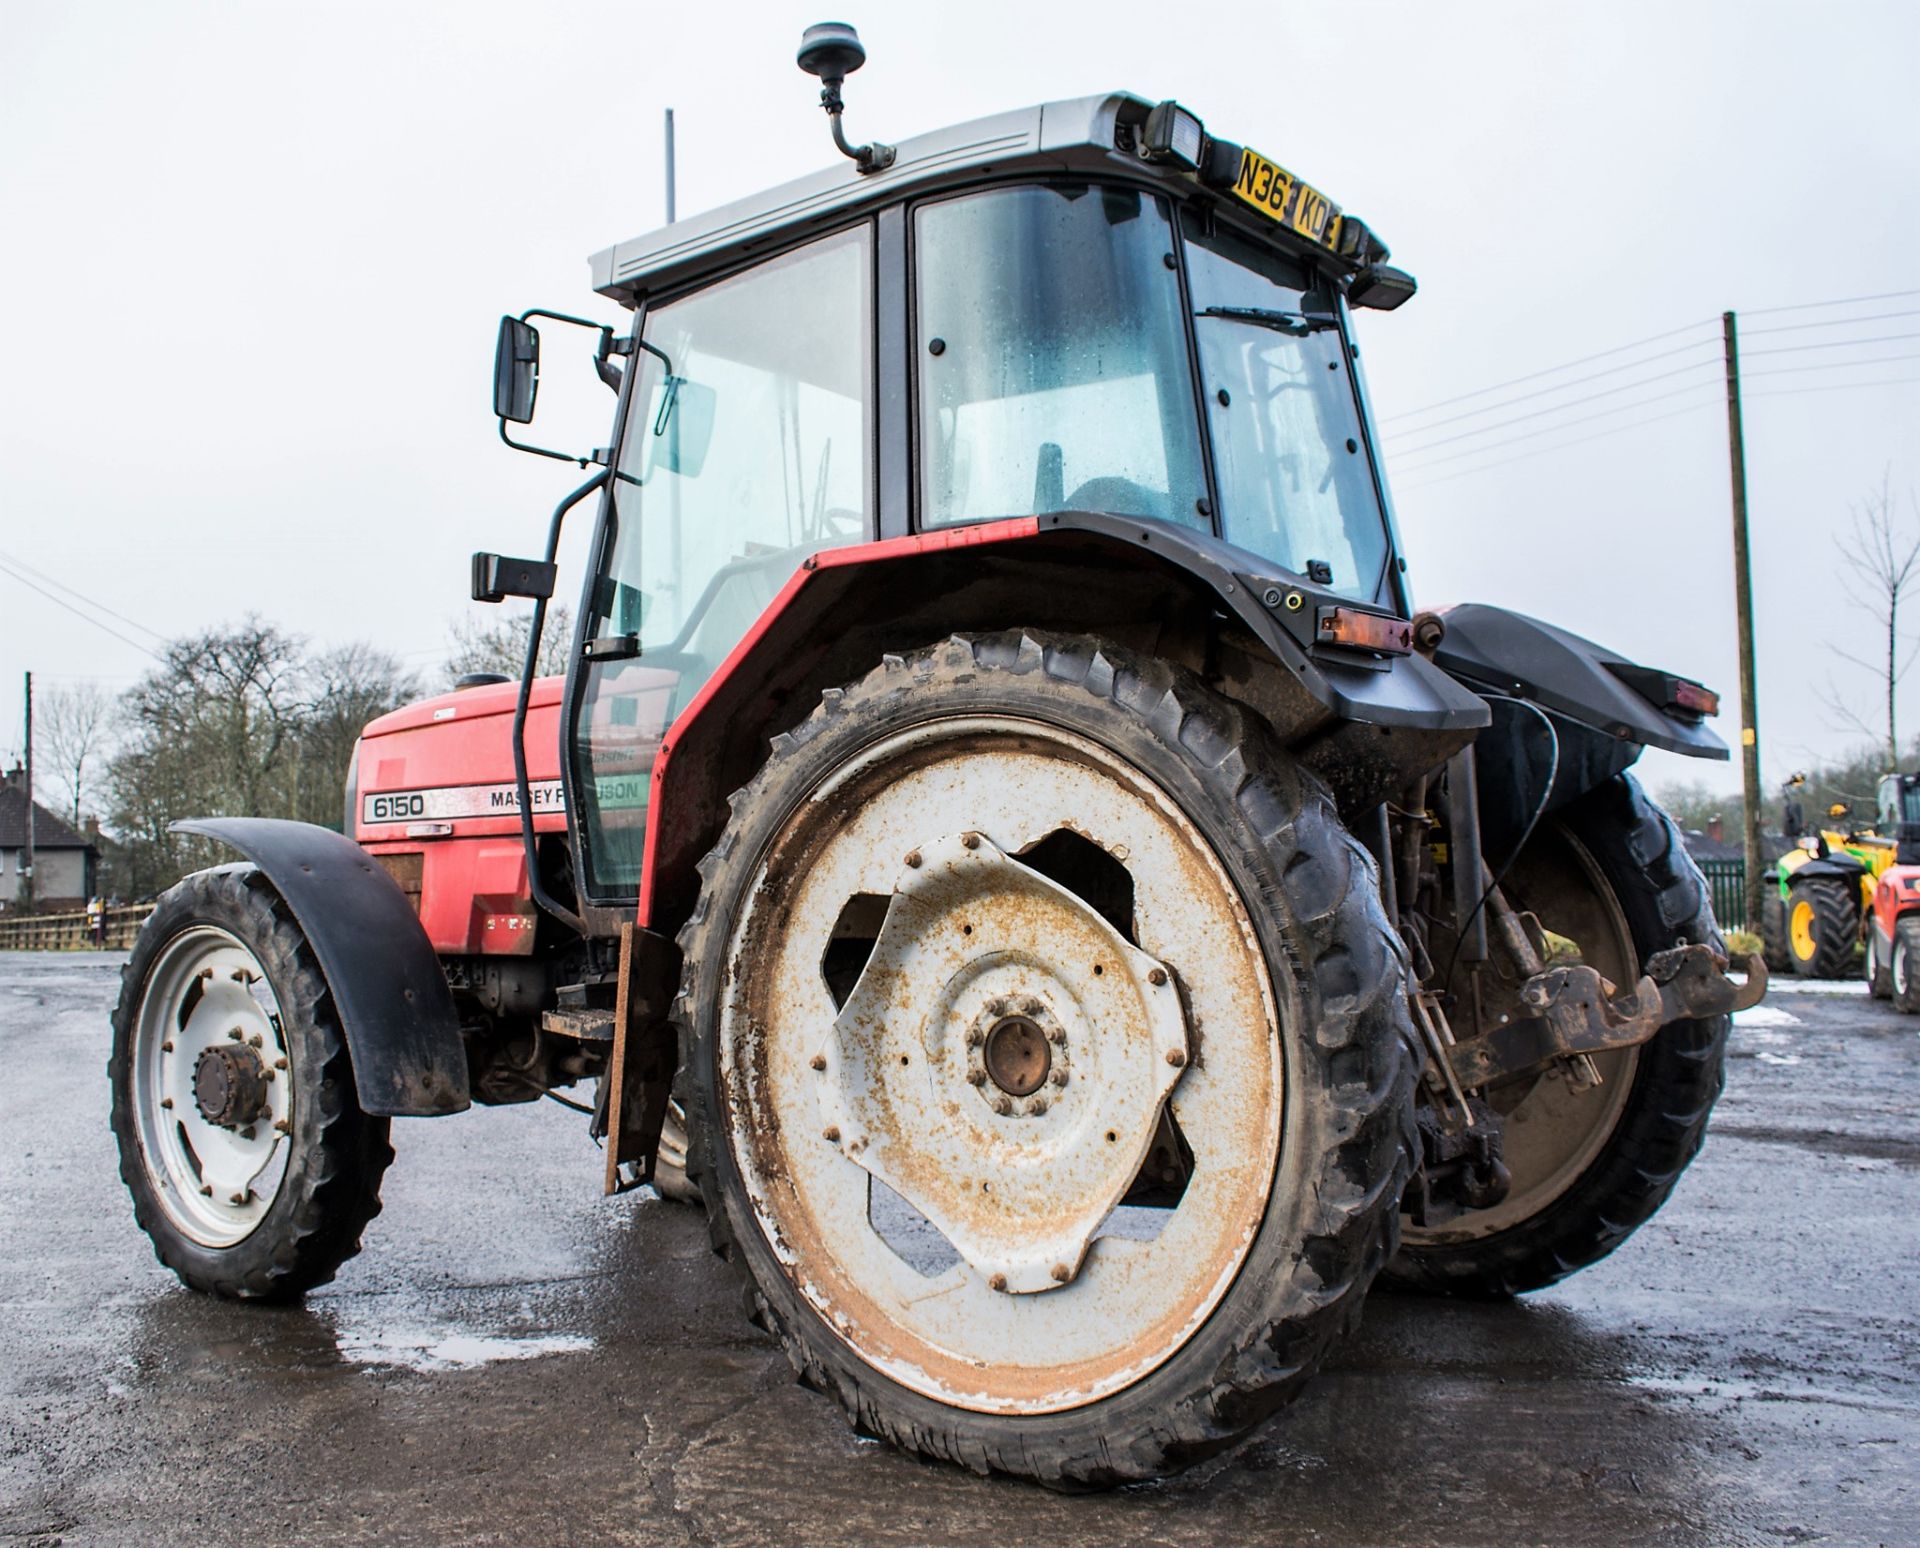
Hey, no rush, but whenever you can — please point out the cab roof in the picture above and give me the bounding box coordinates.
[589,92,1383,306]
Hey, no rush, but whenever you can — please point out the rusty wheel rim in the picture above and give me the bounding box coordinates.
[715,716,1284,1415]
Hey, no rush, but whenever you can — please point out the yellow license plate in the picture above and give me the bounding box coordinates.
[1228,147,1341,249]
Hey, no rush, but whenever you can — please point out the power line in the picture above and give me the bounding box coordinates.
[1393,400,1719,496]
[0,561,163,661]
[1740,287,1920,318]
[1741,307,1920,337]
[1387,377,1721,475]
[0,546,168,642]
[1743,330,1920,358]
[1746,376,1920,399]
[1386,357,1722,459]
[1379,316,1718,423]
[1745,350,1920,379]
[1378,334,1722,439]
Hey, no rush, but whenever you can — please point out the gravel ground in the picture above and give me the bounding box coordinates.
[1,951,1914,1546]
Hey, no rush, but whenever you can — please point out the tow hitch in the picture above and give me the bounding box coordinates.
[1449,945,1766,1088]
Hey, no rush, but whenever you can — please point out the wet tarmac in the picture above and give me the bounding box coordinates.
[1,949,1914,1546]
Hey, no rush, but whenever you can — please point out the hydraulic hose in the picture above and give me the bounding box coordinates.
[513,469,609,937]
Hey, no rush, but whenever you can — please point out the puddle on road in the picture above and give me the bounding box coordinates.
[335,1323,592,1373]
[1734,1006,1803,1029]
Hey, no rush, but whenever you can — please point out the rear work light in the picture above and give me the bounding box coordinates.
[1670,678,1720,716]
[1605,660,1720,721]
[1141,100,1206,169]
[1316,606,1413,655]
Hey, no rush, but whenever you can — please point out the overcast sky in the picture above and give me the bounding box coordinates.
[3,0,1915,804]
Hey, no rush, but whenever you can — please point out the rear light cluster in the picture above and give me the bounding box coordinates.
[1315,606,1413,655]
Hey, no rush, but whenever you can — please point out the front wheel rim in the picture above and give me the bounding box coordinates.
[130,926,294,1247]
[714,715,1285,1415]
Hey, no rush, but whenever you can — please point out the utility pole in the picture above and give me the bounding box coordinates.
[664,108,677,224]
[21,671,34,908]
[1723,312,1764,933]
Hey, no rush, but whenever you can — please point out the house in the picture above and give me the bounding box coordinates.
[0,763,98,910]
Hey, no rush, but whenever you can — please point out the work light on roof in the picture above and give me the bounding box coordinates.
[1141,100,1205,169]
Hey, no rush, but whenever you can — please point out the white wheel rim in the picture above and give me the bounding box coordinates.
[718,717,1284,1415]
[1895,938,1909,995]
[131,926,294,1246]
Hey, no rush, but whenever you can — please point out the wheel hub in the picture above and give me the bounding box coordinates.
[192,1042,271,1131]
[812,830,1188,1295]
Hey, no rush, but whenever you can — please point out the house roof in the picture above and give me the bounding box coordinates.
[0,784,93,851]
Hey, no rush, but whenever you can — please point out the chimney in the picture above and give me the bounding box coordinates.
[3,762,21,793]
[1707,814,1725,844]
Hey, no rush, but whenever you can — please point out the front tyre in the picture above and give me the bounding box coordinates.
[1892,918,1920,1014]
[1786,877,1857,979]
[675,633,1417,1487]
[109,866,393,1299]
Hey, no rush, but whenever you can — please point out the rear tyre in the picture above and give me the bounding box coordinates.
[1785,878,1857,979]
[1386,775,1729,1298]
[1867,924,1893,999]
[1892,918,1920,1014]
[1761,887,1793,975]
[109,866,393,1300]
[650,1100,703,1204]
[675,633,1417,1486]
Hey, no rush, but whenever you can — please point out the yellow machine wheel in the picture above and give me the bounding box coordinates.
[1785,878,1858,979]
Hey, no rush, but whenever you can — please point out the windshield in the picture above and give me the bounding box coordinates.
[916,184,1209,529]
[1185,225,1391,602]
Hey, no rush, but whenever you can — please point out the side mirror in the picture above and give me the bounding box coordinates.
[493,317,540,424]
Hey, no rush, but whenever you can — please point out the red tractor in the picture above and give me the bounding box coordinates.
[109,26,1763,1488]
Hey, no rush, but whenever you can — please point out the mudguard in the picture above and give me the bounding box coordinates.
[173,817,470,1117]
[1433,603,1727,761]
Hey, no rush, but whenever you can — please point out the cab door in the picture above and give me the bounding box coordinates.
[564,223,876,907]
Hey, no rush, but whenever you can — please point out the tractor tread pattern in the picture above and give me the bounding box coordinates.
[672,631,1419,1488]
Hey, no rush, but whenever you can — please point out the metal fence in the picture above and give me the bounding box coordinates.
[1696,858,1747,933]
[0,904,154,951]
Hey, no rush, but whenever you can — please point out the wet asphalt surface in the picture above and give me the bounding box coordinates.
[0,952,1914,1547]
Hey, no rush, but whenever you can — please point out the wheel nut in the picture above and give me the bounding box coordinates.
[200,1184,213,1196]
[1148,967,1168,986]
[823,1126,841,1143]
[989,1273,1008,1292]
[274,1119,291,1134]
[967,1068,987,1086]
[993,1095,1013,1115]
[228,1029,244,1041]
[274,1058,287,1071]
[1028,1097,1048,1115]
[810,1054,827,1071]
[904,850,922,869]
[1046,1027,1066,1046]
[229,1192,248,1206]
[1049,1068,1068,1087]
[962,832,980,850]
[1166,1049,1187,1067]
[1050,1263,1070,1283]
[160,1097,173,1110]
[161,1040,174,1053]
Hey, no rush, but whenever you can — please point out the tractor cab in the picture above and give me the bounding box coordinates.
[484,58,1433,919]
[1875,771,1920,864]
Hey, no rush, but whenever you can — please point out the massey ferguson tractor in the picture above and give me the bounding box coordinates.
[109,25,1765,1487]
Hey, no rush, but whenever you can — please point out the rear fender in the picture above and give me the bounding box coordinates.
[630,514,1489,932]
[173,817,470,1117]
[1429,603,1729,853]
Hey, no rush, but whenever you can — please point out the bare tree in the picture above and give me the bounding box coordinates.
[1829,472,1920,769]
[446,604,573,684]
[37,682,113,823]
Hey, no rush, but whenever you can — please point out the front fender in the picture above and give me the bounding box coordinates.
[173,817,469,1117]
